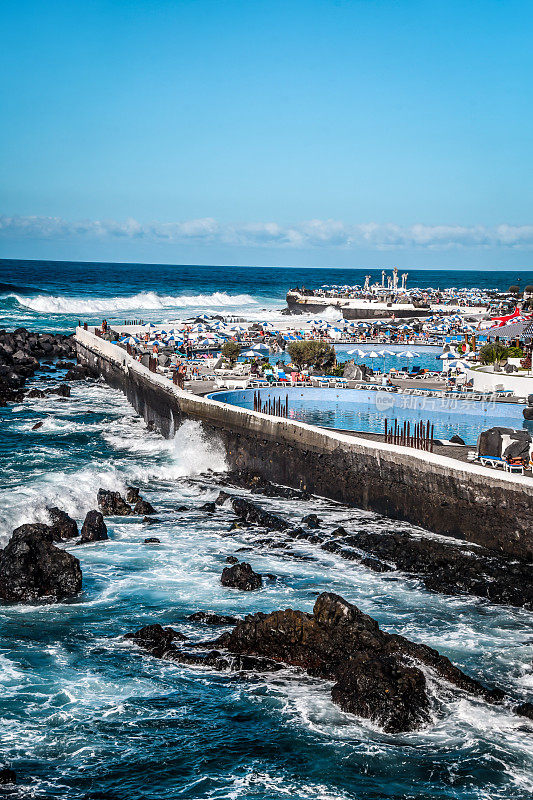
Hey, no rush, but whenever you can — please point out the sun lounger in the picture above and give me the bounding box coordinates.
[479,455,505,469]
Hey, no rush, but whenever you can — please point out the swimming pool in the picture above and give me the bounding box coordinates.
[208,387,531,445]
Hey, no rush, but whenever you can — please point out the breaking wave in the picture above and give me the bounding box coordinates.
[5,291,258,314]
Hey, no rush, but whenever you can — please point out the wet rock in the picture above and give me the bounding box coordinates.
[302,514,321,529]
[31,420,44,430]
[226,470,310,500]
[133,499,156,516]
[215,490,231,505]
[0,768,16,785]
[200,501,216,514]
[221,561,263,591]
[97,488,132,516]
[144,537,161,544]
[216,592,503,733]
[331,526,348,537]
[26,388,46,399]
[55,360,76,370]
[187,611,241,625]
[47,507,78,540]
[126,625,281,673]
[80,510,108,543]
[0,524,82,603]
[264,573,277,581]
[514,702,533,720]
[225,555,239,564]
[125,486,140,504]
[125,623,187,656]
[143,516,161,524]
[338,529,533,609]
[230,496,289,531]
[176,505,189,512]
[45,383,71,397]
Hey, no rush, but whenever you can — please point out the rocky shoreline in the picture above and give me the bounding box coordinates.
[212,481,533,610]
[0,327,83,405]
[1,350,531,748]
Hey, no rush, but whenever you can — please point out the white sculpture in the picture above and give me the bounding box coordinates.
[381,270,385,288]
[393,266,398,291]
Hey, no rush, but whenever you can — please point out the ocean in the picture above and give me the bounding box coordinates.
[1,259,532,799]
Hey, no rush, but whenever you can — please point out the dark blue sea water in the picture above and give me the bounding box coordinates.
[1,260,532,799]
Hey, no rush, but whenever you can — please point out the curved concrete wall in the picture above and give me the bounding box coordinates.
[76,328,533,560]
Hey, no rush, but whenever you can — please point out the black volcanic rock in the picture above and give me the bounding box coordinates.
[514,702,533,720]
[200,501,216,513]
[230,496,289,531]
[133,499,156,515]
[215,490,231,505]
[331,529,533,609]
[0,768,16,785]
[97,488,132,516]
[127,592,506,733]
[47,507,78,540]
[216,592,503,732]
[187,611,241,625]
[26,388,46,398]
[225,555,239,564]
[302,513,321,529]
[45,383,71,397]
[225,470,310,500]
[144,537,161,544]
[125,623,187,656]
[221,561,263,591]
[80,511,108,543]
[0,524,82,603]
[125,486,140,504]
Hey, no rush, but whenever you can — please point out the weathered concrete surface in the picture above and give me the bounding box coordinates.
[76,328,533,560]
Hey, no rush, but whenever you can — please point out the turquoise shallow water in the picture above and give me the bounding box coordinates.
[1,261,533,799]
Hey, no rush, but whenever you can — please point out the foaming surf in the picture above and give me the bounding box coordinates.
[6,291,258,314]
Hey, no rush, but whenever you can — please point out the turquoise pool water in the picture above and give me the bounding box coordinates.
[271,344,444,375]
[209,387,530,445]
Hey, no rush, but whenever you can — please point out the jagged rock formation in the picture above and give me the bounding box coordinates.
[220,561,263,590]
[0,524,82,602]
[126,592,505,733]
[80,511,108,543]
[47,507,79,540]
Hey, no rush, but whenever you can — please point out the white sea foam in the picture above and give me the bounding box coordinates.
[104,418,227,481]
[7,291,257,314]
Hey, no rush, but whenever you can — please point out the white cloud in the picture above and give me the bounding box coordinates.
[1,214,533,250]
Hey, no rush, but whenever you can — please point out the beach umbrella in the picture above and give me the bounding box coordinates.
[367,351,380,358]
[347,348,366,357]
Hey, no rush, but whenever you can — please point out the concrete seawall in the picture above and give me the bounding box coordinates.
[76,328,533,560]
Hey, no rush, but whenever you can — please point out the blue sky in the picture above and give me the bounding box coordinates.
[1,0,532,267]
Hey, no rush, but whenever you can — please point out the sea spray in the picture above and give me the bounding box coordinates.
[7,291,258,314]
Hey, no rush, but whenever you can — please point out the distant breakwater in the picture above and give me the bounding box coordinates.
[75,328,533,561]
